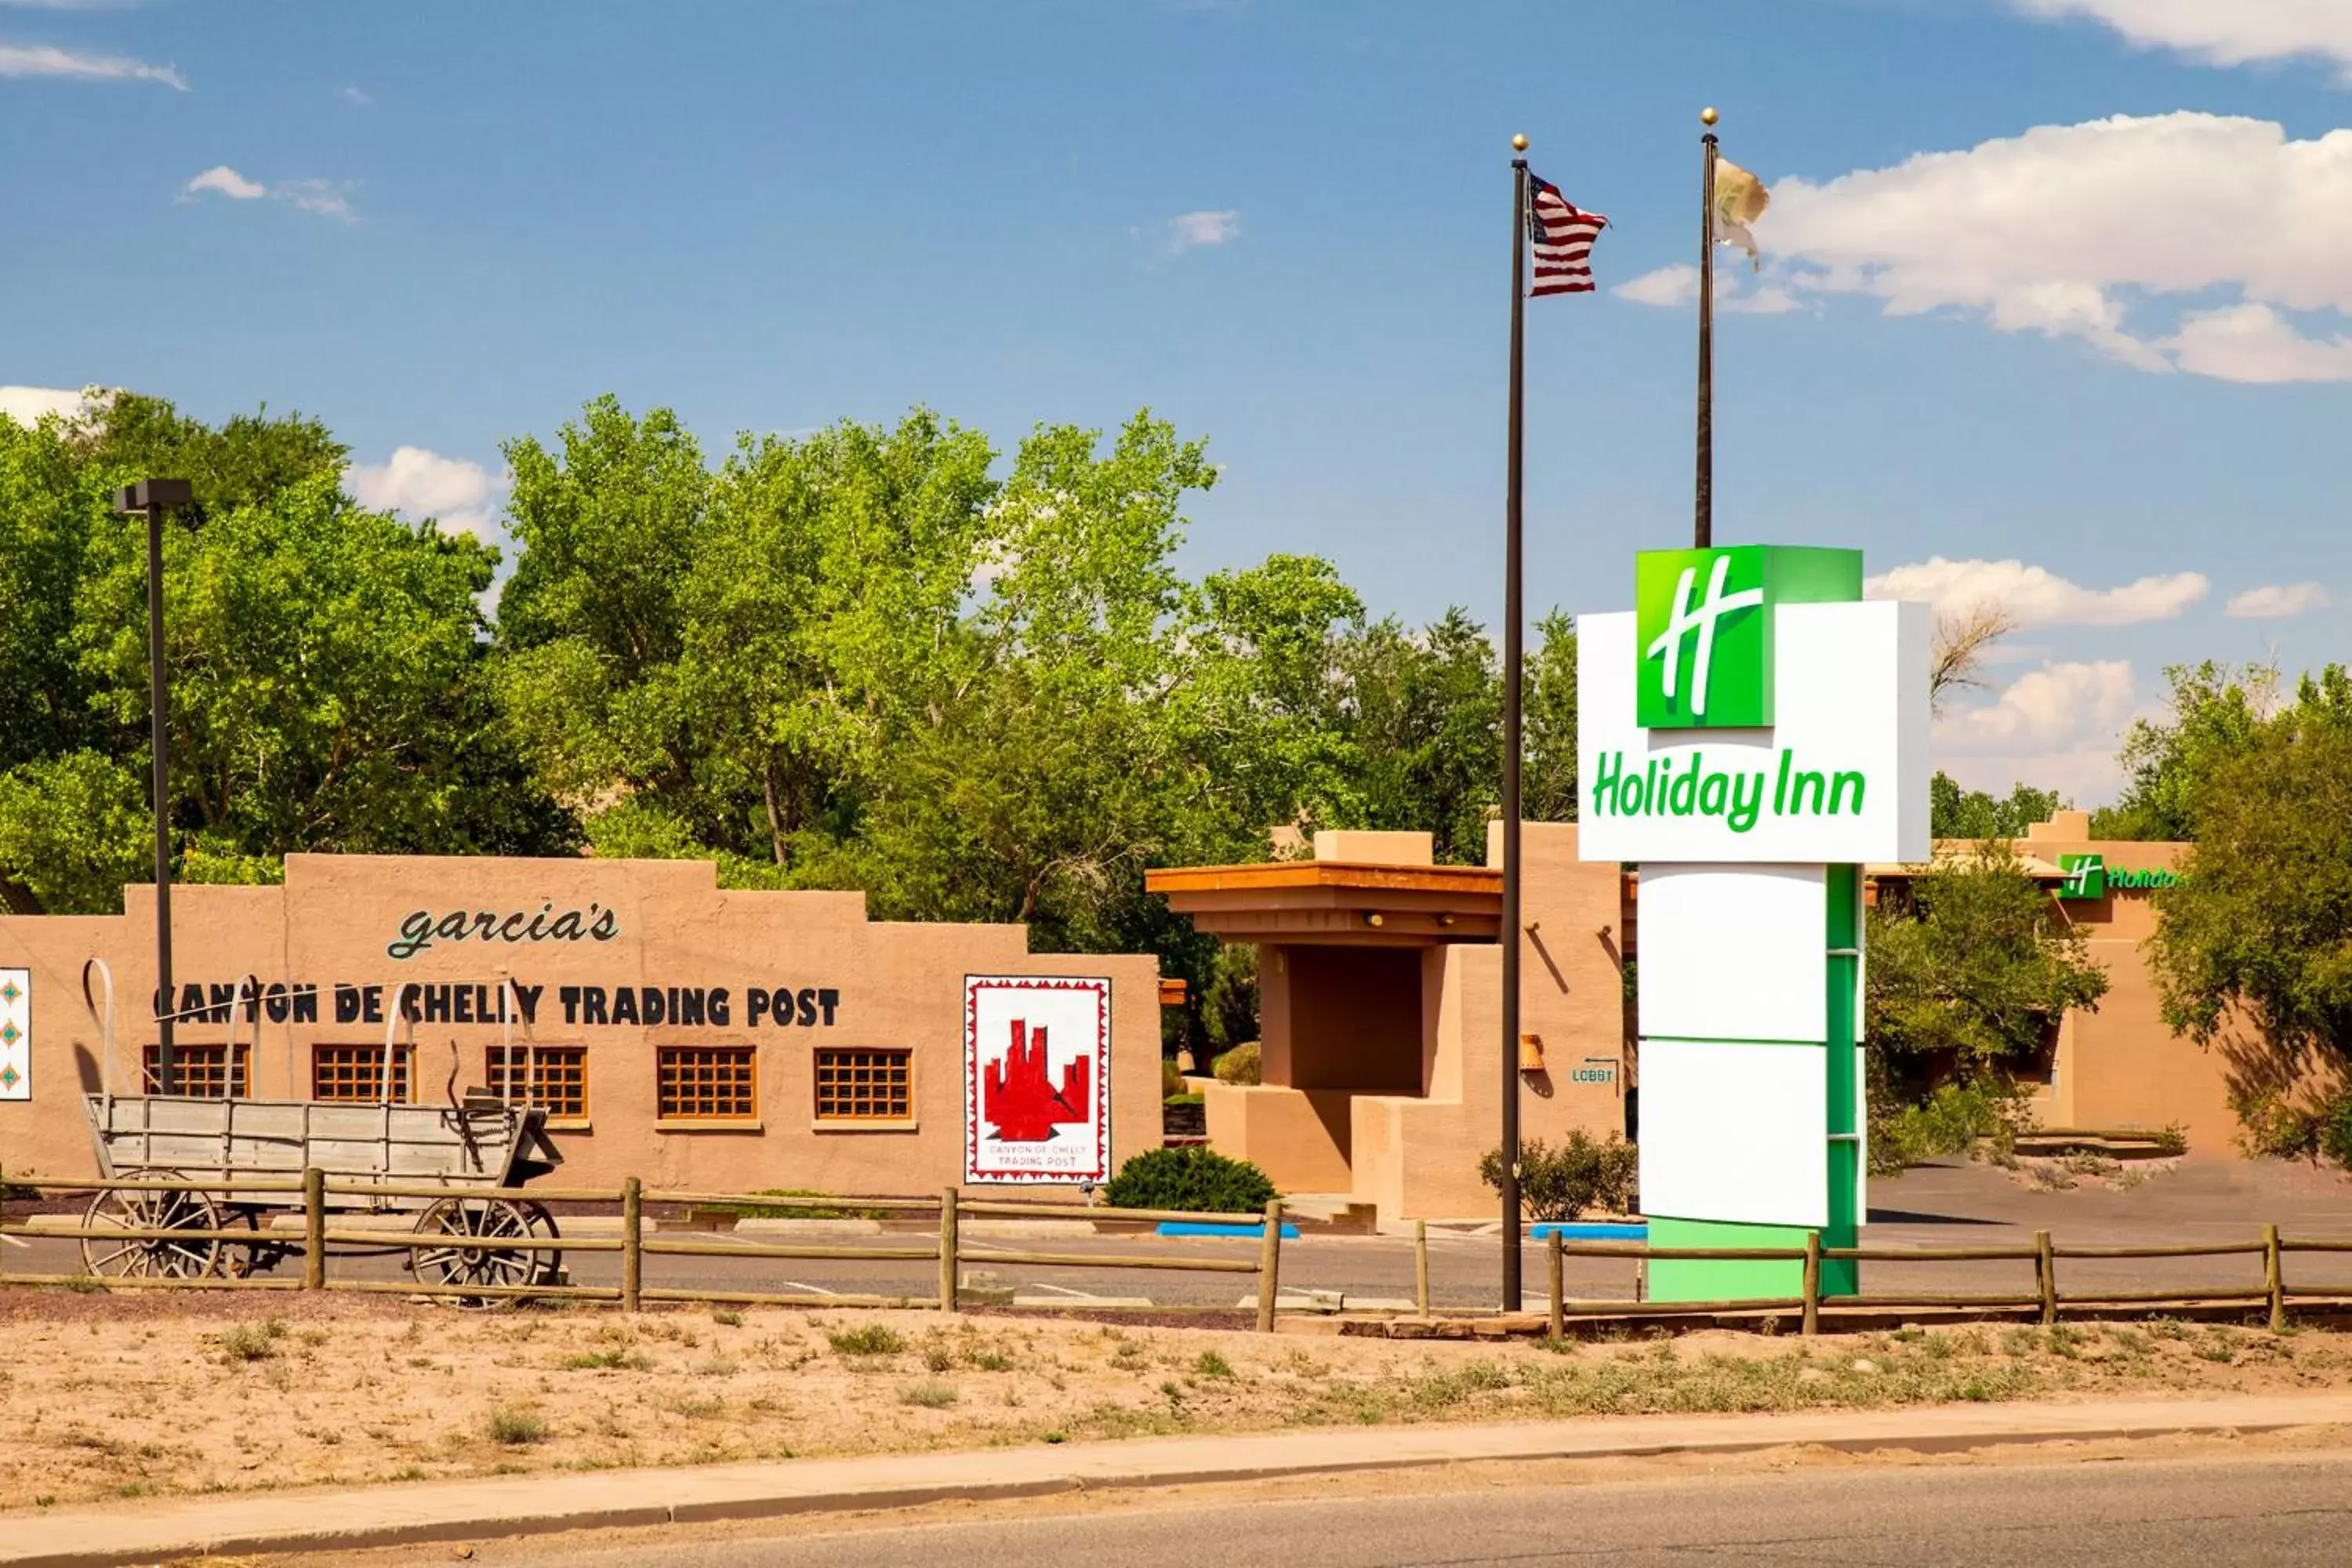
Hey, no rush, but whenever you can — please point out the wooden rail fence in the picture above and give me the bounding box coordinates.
[5,1170,2350,1335]
[0,1172,1293,1329]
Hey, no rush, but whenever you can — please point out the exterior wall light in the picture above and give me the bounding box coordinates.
[1518,1033,1546,1072]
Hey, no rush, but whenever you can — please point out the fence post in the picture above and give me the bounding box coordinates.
[1547,1229,1565,1338]
[1414,1218,1430,1318]
[2034,1229,2056,1327]
[1802,1231,1821,1338]
[2263,1223,2285,1333]
[621,1175,643,1314]
[301,1167,325,1291]
[1256,1198,1283,1334]
[938,1186,960,1313]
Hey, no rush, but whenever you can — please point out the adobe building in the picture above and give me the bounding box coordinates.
[1875,810,2230,1144]
[1148,824,1633,1222]
[0,854,1161,1195]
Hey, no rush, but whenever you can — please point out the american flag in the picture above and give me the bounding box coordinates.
[1527,174,1607,296]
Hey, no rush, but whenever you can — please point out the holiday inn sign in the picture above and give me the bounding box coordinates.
[1579,544,1928,863]
[1579,543,1929,1305]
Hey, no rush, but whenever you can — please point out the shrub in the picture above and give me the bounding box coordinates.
[217,1321,287,1364]
[1162,1058,1185,1099]
[827,1324,905,1357]
[1103,1146,1276,1214]
[485,1406,547,1446]
[2229,1089,2325,1161]
[1869,1078,2035,1176]
[1211,1040,1261,1086]
[1479,1132,1638,1221]
[2321,1096,2352,1173]
[898,1381,959,1408]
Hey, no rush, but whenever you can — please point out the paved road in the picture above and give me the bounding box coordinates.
[397,1451,2352,1566]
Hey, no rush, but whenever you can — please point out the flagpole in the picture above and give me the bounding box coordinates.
[1696,107,1720,550]
[1501,132,1529,1314]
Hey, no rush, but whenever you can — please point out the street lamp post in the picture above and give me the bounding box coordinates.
[114,478,193,1094]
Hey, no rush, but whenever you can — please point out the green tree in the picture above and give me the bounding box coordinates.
[1867,847,2109,1155]
[2147,670,2352,1084]
[1928,773,2064,840]
[1330,608,1501,862]
[1523,611,1578,823]
[0,396,569,911]
[2092,662,2280,840]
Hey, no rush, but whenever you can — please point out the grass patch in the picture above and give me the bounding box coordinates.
[1193,1349,1235,1379]
[560,1348,652,1372]
[485,1406,548,1446]
[217,1321,288,1365]
[828,1325,905,1358]
[899,1381,959,1409]
[695,1189,888,1221]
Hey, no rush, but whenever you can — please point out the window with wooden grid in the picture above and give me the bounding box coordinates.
[141,1043,249,1098]
[311,1044,412,1102]
[656,1045,757,1120]
[813,1047,912,1122]
[485,1045,589,1120]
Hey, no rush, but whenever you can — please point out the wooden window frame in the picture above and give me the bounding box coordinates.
[485,1044,590,1122]
[655,1044,758,1123]
[311,1043,415,1104]
[813,1046,913,1123]
[141,1042,250,1098]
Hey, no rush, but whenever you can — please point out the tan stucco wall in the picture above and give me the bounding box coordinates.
[0,855,1160,1196]
[1201,822,1632,1221]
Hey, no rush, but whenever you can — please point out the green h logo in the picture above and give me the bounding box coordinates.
[1635,545,1864,729]
[2057,854,2107,900]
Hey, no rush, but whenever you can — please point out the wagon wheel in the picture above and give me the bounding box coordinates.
[516,1201,564,1287]
[80,1176,225,1280]
[408,1196,550,1308]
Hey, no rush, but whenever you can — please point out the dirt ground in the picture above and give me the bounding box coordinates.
[7,1290,2352,1516]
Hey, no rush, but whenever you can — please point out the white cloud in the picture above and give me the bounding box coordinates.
[1936,659,2141,801]
[345,448,505,542]
[183,166,357,222]
[1615,265,1696,307]
[1751,113,2352,382]
[1867,557,2209,626]
[338,84,372,107]
[0,383,99,426]
[1613,263,1805,314]
[2016,0,2352,79]
[2165,302,2352,383]
[276,179,355,221]
[2226,581,2332,619]
[185,165,264,201]
[1167,209,1240,251]
[0,42,183,88]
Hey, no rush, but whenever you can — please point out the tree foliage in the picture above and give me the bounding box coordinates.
[0,395,568,913]
[1928,773,2064,840]
[2092,661,2282,840]
[2147,668,2352,1073]
[1868,846,2110,1075]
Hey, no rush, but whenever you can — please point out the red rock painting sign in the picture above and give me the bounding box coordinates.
[963,975,1112,1184]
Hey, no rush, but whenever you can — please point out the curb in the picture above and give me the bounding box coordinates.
[8,1396,2352,1567]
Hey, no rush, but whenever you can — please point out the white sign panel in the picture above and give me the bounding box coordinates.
[1639,1037,1828,1227]
[963,975,1112,1185]
[1577,602,1930,864]
[0,969,24,1099]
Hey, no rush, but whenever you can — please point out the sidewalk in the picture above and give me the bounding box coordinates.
[9,1393,2352,1567]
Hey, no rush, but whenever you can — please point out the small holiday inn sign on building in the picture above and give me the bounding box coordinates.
[1578,545,1929,864]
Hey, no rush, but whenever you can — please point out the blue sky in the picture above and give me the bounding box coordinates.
[3,0,2347,803]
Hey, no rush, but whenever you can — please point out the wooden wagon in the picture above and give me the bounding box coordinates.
[76,964,566,1302]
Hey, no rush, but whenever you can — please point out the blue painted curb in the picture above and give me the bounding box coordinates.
[1156,1221,1301,1239]
[1529,1222,1649,1241]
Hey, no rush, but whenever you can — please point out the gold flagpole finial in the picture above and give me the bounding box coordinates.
[1700,107,1719,126]
[1511,132,1529,152]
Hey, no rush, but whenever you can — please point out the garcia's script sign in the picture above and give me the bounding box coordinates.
[389,902,621,960]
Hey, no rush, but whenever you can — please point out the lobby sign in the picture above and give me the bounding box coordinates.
[964,975,1112,1185]
[0,969,26,1100]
